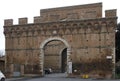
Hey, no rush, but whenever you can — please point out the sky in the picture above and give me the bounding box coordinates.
[0,0,120,50]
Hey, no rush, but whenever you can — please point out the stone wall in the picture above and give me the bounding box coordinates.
[3,2,117,78]
[44,40,66,72]
[40,3,102,22]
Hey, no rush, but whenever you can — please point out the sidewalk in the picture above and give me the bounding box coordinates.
[6,77,35,81]
[6,74,42,81]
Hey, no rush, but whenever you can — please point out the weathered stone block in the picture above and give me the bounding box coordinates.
[4,19,13,26]
[19,18,28,25]
[105,9,117,17]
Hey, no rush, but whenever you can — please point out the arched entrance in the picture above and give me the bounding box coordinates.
[61,48,67,73]
[40,37,72,76]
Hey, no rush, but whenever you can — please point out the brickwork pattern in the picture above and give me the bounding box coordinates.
[3,2,117,78]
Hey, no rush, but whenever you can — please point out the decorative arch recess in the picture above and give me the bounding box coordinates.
[40,37,72,76]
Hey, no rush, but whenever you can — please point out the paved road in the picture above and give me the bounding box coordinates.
[6,73,120,81]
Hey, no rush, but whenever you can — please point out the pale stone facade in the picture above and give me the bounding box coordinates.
[4,3,117,78]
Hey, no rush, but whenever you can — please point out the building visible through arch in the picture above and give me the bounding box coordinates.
[40,37,71,76]
[4,3,117,78]
[61,48,67,73]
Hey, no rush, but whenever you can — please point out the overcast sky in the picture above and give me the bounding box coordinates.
[0,0,120,50]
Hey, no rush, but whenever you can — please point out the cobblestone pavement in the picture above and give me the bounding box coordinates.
[6,73,120,81]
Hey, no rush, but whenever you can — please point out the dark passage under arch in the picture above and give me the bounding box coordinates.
[61,48,67,73]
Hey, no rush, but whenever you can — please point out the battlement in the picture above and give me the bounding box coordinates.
[105,9,117,17]
[19,18,28,25]
[4,19,13,26]
[34,16,41,23]
[4,16,42,26]
[4,3,117,26]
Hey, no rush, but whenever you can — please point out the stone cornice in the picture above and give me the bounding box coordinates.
[3,17,117,37]
[4,17,117,27]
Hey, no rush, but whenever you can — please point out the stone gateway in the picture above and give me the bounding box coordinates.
[4,3,117,78]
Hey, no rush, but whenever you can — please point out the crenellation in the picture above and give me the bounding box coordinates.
[19,17,28,25]
[34,16,41,23]
[4,19,13,26]
[3,2,117,79]
[105,9,117,18]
